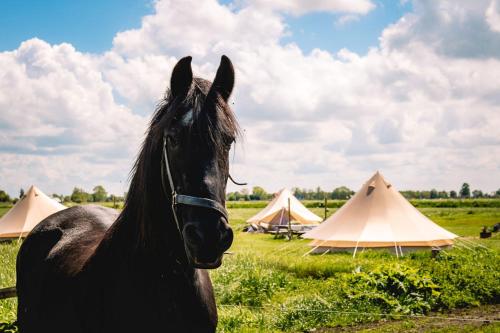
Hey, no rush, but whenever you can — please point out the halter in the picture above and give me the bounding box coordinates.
[161,131,231,239]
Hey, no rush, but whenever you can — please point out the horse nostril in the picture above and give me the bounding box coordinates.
[219,220,233,248]
[183,224,203,245]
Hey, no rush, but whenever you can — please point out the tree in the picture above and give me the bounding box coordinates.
[459,183,470,198]
[251,186,268,200]
[51,193,63,203]
[71,187,90,203]
[331,186,354,200]
[292,187,304,199]
[0,190,11,203]
[438,191,449,198]
[430,189,438,199]
[92,185,108,202]
[450,190,457,198]
[472,189,483,198]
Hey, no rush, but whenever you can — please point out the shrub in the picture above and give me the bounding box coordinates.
[345,264,440,315]
[420,249,500,309]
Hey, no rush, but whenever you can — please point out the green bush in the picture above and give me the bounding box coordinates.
[421,249,500,309]
[345,264,440,315]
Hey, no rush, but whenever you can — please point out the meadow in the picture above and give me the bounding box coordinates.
[0,203,499,332]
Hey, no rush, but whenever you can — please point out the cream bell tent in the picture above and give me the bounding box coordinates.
[303,172,457,256]
[247,188,322,230]
[0,185,67,239]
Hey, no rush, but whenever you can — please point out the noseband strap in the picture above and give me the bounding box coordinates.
[175,194,228,218]
[161,132,229,239]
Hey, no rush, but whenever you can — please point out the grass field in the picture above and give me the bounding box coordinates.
[1,203,499,332]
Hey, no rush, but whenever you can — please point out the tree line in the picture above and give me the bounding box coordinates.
[1,183,500,204]
[226,183,500,201]
[0,186,125,204]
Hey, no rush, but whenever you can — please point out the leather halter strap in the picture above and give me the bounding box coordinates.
[161,131,229,239]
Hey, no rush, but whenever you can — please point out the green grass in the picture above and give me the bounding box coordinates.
[0,204,499,332]
[227,198,500,209]
[215,207,500,331]
[0,242,20,323]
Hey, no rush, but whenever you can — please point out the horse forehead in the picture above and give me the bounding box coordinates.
[181,109,194,126]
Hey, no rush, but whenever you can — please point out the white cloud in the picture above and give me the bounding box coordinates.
[381,0,500,59]
[1,0,499,197]
[486,0,500,32]
[245,0,375,16]
[335,14,360,26]
[0,39,146,195]
[112,0,285,58]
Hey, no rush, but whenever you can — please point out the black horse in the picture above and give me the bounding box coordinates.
[16,55,239,333]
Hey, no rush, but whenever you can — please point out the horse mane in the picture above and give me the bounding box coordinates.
[114,77,240,251]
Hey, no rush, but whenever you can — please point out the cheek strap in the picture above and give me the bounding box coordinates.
[161,132,230,240]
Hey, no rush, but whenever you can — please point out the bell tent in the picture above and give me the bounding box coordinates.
[0,185,67,239]
[303,172,457,256]
[247,188,322,230]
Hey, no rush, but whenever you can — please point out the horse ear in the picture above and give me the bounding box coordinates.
[170,56,193,99]
[210,55,234,102]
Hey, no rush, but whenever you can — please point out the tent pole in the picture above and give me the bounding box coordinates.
[303,245,320,257]
[303,240,328,257]
[394,242,399,258]
[399,245,404,257]
[324,196,327,220]
[353,240,360,258]
[287,198,292,241]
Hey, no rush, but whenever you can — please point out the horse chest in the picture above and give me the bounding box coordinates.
[83,269,215,332]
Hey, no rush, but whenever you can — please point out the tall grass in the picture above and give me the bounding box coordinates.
[0,206,499,332]
[0,241,20,324]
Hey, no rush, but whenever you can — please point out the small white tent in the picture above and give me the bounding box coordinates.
[247,189,322,229]
[0,185,67,239]
[303,172,457,255]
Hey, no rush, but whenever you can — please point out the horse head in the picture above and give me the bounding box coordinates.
[158,56,238,269]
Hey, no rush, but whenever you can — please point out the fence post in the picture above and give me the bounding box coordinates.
[0,287,17,299]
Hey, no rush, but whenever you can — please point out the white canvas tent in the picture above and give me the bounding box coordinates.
[247,188,322,229]
[303,172,458,255]
[0,185,67,239]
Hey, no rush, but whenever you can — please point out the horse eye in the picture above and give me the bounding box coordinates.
[167,135,179,147]
[224,141,234,152]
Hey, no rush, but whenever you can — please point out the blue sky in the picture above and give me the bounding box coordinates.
[284,1,412,54]
[0,0,411,55]
[0,0,154,53]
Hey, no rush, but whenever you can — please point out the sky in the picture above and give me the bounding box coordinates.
[0,0,499,197]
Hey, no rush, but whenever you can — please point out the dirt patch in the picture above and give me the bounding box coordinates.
[314,305,500,333]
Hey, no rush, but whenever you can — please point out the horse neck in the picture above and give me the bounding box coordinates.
[99,147,188,268]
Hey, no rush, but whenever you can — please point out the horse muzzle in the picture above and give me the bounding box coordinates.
[182,218,233,269]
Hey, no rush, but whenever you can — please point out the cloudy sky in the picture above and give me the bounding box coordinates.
[1,0,500,197]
